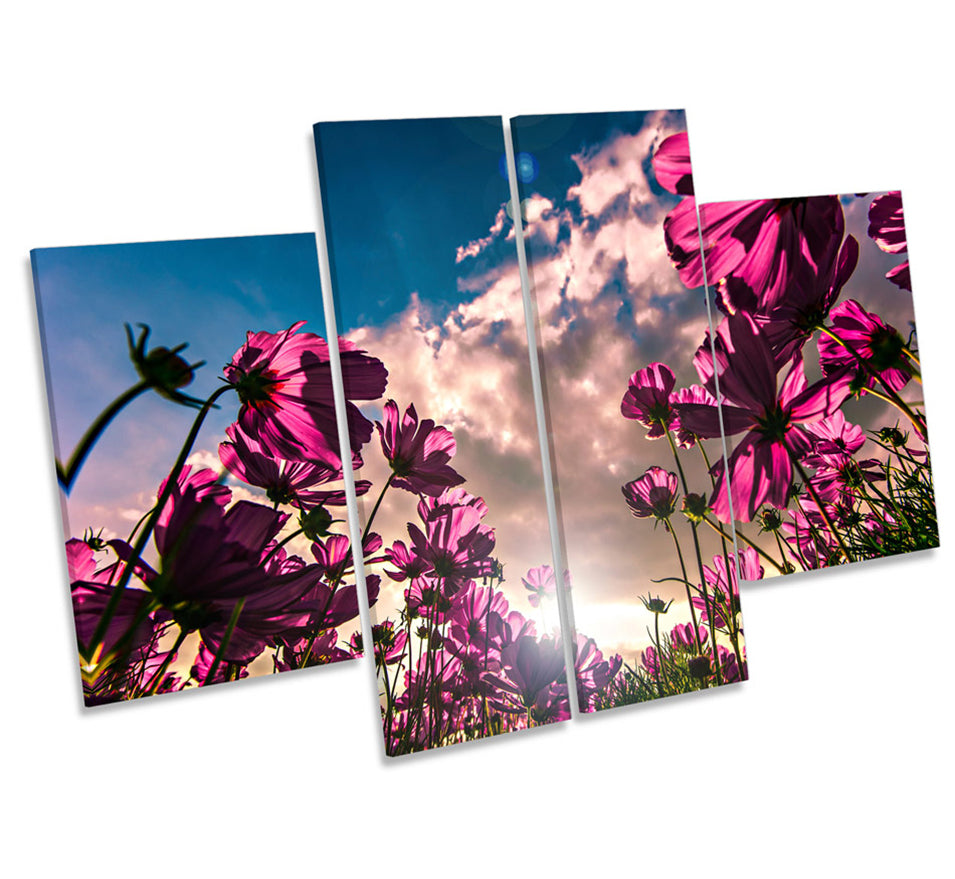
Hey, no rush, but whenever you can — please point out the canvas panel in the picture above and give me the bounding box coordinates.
[687,192,936,574]
[314,116,575,754]
[31,233,369,704]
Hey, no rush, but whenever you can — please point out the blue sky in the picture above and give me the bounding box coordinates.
[313,115,565,647]
[32,232,324,530]
[511,110,677,204]
[315,116,509,331]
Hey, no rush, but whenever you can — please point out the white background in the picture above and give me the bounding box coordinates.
[2,3,951,875]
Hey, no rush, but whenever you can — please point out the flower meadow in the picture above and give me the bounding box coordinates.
[34,117,938,760]
[643,136,936,581]
[58,318,387,704]
[351,390,644,753]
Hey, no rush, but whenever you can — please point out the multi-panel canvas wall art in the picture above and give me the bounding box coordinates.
[314,117,578,754]
[30,110,938,753]
[510,111,748,711]
[682,190,936,573]
[32,233,374,705]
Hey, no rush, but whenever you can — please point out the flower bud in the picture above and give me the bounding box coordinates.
[681,492,708,523]
[299,505,334,541]
[878,426,906,447]
[757,507,782,532]
[688,654,712,680]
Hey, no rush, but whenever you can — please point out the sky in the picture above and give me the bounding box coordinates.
[507,110,735,659]
[32,232,338,673]
[315,116,565,641]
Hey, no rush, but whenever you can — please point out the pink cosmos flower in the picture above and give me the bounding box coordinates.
[753,234,859,365]
[191,642,250,684]
[692,547,761,629]
[484,635,567,711]
[670,623,708,650]
[782,500,840,570]
[676,312,850,521]
[622,467,679,520]
[404,578,453,623]
[219,423,369,508]
[652,132,694,196]
[670,384,718,448]
[407,489,496,594]
[223,321,387,464]
[817,299,911,395]
[665,190,844,311]
[384,539,430,582]
[573,635,622,713]
[803,410,865,461]
[808,456,885,504]
[621,362,679,439]
[718,645,747,683]
[376,400,465,496]
[521,565,556,607]
[148,469,325,663]
[868,191,910,291]
[67,539,158,673]
[273,630,351,671]
[447,582,509,650]
[488,608,537,651]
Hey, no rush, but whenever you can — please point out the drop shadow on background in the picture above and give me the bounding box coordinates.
[738,542,942,594]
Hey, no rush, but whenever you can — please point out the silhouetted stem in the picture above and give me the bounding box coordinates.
[204,598,246,685]
[58,380,151,492]
[87,384,235,655]
[792,458,855,564]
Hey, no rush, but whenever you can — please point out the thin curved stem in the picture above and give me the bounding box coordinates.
[204,598,246,685]
[362,472,395,543]
[58,380,151,492]
[702,516,787,575]
[665,521,704,661]
[87,384,235,654]
[820,325,925,433]
[792,458,855,564]
[144,627,188,697]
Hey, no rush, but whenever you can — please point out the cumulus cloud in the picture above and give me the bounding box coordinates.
[345,114,727,659]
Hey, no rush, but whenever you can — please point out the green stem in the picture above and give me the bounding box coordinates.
[204,598,246,685]
[144,626,188,697]
[665,520,704,662]
[792,458,855,564]
[819,325,925,434]
[87,384,235,655]
[703,516,787,575]
[58,380,151,491]
[664,429,720,683]
[652,614,664,697]
[690,522,722,685]
[362,472,395,543]
[261,527,304,568]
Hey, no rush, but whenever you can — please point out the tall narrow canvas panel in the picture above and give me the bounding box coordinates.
[314,117,574,754]
[510,111,748,711]
[32,233,370,705]
[685,192,937,573]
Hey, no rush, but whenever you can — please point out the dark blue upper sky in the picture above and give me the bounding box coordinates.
[511,110,680,206]
[315,117,511,332]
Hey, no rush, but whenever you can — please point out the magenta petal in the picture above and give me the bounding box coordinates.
[719,433,792,522]
[652,132,694,196]
[715,313,778,413]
